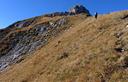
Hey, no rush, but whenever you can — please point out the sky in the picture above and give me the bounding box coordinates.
[0,0,128,29]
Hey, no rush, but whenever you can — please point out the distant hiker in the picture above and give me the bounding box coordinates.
[94,12,98,19]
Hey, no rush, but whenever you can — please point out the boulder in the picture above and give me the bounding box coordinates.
[69,5,91,15]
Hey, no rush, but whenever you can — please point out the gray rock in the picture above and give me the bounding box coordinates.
[0,18,68,71]
[43,5,91,17]
[69,5,91,15]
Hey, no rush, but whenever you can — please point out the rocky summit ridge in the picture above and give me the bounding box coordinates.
[43,4,91,17]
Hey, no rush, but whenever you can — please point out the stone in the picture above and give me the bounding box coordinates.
[69,5,91,15]
[114,47,125,53]
[14,18,35,28]
[126,24,128,28]
[114,32,123,38]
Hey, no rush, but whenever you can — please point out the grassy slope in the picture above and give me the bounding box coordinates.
[0,11,128,82]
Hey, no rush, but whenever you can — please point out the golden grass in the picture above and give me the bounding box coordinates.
[0,11,128,82]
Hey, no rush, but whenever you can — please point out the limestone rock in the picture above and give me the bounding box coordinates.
[69,5,91,15]
[44,5,91,17]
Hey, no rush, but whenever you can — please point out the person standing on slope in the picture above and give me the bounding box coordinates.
[94,12,98,19]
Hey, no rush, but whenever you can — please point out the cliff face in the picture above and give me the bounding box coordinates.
[0,5,128,82]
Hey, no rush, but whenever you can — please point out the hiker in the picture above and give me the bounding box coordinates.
[94,12,98,19]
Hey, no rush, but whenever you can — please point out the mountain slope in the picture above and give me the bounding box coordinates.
[0,10,128,82]
[0,5,90,71]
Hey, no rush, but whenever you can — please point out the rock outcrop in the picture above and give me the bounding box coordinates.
[0,17,69,71]
[43,5,91,17]
[69,5,90,15]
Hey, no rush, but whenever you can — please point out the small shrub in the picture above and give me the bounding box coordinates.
[57,52,69,60]
[123,56,128,67]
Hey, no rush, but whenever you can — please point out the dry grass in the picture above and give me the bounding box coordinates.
[0,11,128,82]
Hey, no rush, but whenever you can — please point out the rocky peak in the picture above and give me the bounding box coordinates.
[69,5,91,15]
[43,5,91,17]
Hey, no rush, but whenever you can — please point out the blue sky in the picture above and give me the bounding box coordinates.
[0,0,128,29]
